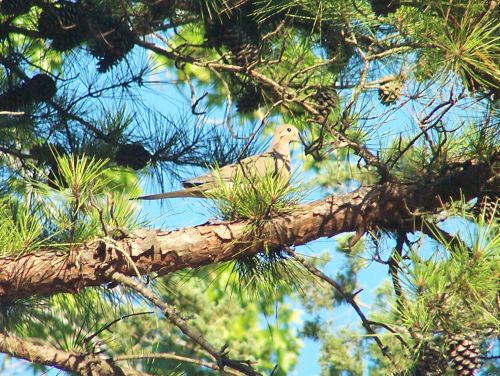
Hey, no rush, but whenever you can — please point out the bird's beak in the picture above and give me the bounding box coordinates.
[295,132,303,144]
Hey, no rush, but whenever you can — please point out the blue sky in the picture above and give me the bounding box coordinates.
[113,56,396,375]
[3,40,486,375]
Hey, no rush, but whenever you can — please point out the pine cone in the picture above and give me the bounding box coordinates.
[224,25,259,66]
[471,196,499,222]
[321,27,352,65]
[312,88,338,120]
[38,1,88,51]
[26,74,57,102]
[206,17,260,67]
[115,143,151,170]
[236,84,264,113]
[378,77,402,105]
[447,335,481,375]
[89,18,135,72]
[0,0,33,15]
[415,341,448,375]
[0,74,56,110]
[370,0,401,16]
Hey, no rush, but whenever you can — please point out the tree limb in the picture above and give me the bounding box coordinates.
[0,156,497,301]
[0,332,147,376]
[110,271,261,376]
[284,247,401,372]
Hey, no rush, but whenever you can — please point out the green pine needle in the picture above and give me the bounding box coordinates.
[227,247,312,301]
[397,216,499,337]
[203,165,310,299]
[0,199,46,256]
[205,164,306,222]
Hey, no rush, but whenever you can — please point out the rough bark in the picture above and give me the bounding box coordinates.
[0,155,497,301]
[0,333,146,376]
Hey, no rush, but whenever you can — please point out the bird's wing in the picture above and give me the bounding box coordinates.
[181,170,216,187]
[181,162,237,187]
[136,185,209,200]
[240,152,281,175]
[136,125,296,200]
[181,151,277,187]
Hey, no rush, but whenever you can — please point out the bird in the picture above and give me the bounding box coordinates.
[136,124,301,200]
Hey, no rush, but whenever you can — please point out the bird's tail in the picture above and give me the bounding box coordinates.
[134,186,206,200]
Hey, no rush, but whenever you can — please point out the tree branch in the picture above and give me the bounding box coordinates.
[284,247,401,372]
[110,271,261,376]
[114,352,243,375]
[0,155,496,301]
[0,333,147,376]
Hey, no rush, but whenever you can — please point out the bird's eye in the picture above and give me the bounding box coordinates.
[287,127,292,132]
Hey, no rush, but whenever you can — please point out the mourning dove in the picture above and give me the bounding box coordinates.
[137,124,301,199]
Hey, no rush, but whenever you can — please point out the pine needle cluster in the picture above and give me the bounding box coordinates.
[398,216,499,373]
[204,166,309,300]
[205,165,305,222]
[24,152,141,247]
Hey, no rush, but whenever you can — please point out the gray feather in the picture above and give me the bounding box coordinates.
[135,124,300,200]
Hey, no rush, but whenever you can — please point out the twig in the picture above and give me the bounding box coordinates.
[0,110,25,116]
[84,311,154,349]
[114,352,243,375]
[322,121,391,180]
[388,234,418,342]
[109,271,262,376]
[283,247,401,372]
[206,66,233,130]
[0,332,148,376]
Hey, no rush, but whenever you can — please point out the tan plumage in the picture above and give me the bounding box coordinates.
[137,124,301,200]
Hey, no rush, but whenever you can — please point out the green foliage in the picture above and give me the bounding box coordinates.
[318,328,365,376]
[228,248,310,302]
[204,166,313,303]
[0,200,44,256]
[26,153,141,245]
[399,221,499,337]
[330,236,367,301]
[205,166,305,221]
[461,116,500,162]
[95,270,302,375]
[1,268,302,374]
[0,0,499,375]
[397,0,499,92]
[383,112,498,181]
[0,153,140,255]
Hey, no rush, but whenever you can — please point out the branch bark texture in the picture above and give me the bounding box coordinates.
[0,156,497,301]
[0,333,146,376]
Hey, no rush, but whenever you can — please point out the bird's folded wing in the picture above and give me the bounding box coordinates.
[181,153,268,187]
[136,185,211,199]
[181,163,235,187]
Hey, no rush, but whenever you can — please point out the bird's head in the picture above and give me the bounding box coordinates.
[269,124,301,155]
[274,124,301,144]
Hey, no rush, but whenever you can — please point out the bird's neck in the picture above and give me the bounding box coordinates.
[269,139,290,157]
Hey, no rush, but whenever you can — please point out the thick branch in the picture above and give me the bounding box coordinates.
[0,156,496,301]
[0,333,146,376]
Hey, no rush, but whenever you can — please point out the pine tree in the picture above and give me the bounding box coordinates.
[0,1,498,375]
